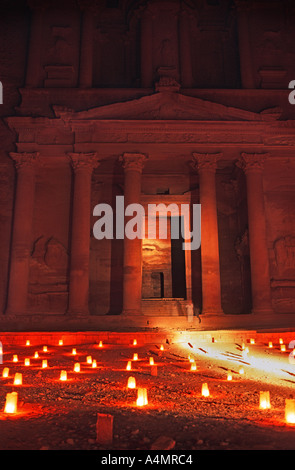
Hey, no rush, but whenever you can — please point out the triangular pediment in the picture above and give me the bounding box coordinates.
[53,91,280,122]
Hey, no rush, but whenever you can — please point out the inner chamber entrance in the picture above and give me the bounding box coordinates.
[142,216,186,299]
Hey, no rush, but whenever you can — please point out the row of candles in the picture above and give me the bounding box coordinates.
[2,337,295,426]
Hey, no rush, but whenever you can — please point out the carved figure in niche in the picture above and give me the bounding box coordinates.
[274,236,295,277]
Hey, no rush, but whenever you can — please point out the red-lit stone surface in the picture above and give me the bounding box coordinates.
[1,332,295,450]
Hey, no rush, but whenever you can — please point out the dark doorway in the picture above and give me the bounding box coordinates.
[151,272,164,298]
[171,216,186,299]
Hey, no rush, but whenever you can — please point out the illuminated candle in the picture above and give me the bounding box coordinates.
[201,383,210,397]
[149,357,154,366]
[136,388,148,406]
[74,363,80,372]
[250,338,255,345]
[98,341,103,348]
[92,360,97,368]
[259,391,271,410]
[133,353,138,361]
[34,351,39,359]
[14,373,22,385]
[280,344,286,352]
[133,339,137,346]
[241,343,245,350]
[126,361,132,371]
[12,355,18,363]
[285,399,295,424]
[4,392,18,414]
[268,341,273,348]
[43,346,48,352]
[160,345,164,351]
[239,367,244,375]
[86,356,92,364]
[189,357,195,363]
[227,372,232,381]
[72,348,77,355]
[127,376,136,389]
[190,362,197,371]
[279,338,283,345]
[24,358,30,366]
[26,340,30,346]
[60,370,67,381]
[2,367,9,378]
[59,339,63,346]
[42,359,48,368]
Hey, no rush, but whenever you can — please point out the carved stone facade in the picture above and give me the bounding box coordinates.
[0,0,295,327]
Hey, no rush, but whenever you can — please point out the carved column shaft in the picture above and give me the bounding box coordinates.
[68,153,99,315]
[192,153,223,314]
[6,153,39,314]
[237,153,272,313]
[120,153,147,315]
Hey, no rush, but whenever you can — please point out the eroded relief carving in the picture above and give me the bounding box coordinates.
[273,235,295,278]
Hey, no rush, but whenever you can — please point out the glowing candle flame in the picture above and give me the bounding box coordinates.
[227,372,232,381]
[72,348,77,355]
[59,340,63,346]
[92,360,97,368]
[34,351,39,359]
[279,338,283,345]
[126,361,132,371]
[26,340,30,346]
[285,399,295,424]
[4,392,18,414]
[74,363,80,372]
[12,355,18,363]
[149,357,154,366]
[133,339,137,346]
[259,391,271,409]
[136,388,148,406]
[43,346,48,352]
[13,373,22,385]
[127,376,136,389]
[24,358,30,366]
[280,344,286,352]
[201,383,210,397]
[42,359,48,368]
[86,356,92,364]
[98,341,103,348]
[190,362,197,371]
[133,353,138,361]
[60,370,67,381]
[250,338,255,345]
[2,367,9,378]
[160,345,164,351]
[268,341,273,348]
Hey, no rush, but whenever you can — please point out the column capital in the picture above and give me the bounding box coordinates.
[68,152,100,173]
[120,153,148,173]
[237,152,270,174]
[192,152,222,172]
[9,152,40,172]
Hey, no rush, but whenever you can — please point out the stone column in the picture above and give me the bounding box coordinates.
[6,152,39,315]
[26,1,46,87]
[68,153,99,316]
[192,153,223,314]
[120,153,147,315]
[179,8,194,88]
[140,8,154,88]
[79,4,95,88]
[234,0,255,89]
[237,153,272,314]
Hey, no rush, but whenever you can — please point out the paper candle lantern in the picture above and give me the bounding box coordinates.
[268,341,273,348]
[74,363,80,372]
[279,338,283,345]
[59,340,63,346]
[239,367,244,375]
[43,346,48,352]
[24,358,30,366]
[98,341,103,348]
[14,373,22,385]
[127,376,136,389]
[4,392,18,414]
[285,399,295,424]
[160,345,164,351]
[259,391,271,409]
[149,357,154,366]
[2,367,9,378]
[136,388,148,406]
[72,348,77,355]
[12,355,18,363]
[34,351,39,359]
[133,339,137,346]
[227,372,232,381]
[201,383,210,397]
[60,370,67,381]
[86,356,92,364]
[280,344,286,352]
[190,362,197,371]
[26,340,30,346]
[133,353,138,361]
[42,359,48,368]
[126,361,132,371]
[92,360,97,368]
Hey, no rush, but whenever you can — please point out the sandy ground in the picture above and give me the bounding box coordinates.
[0,334,295,451]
